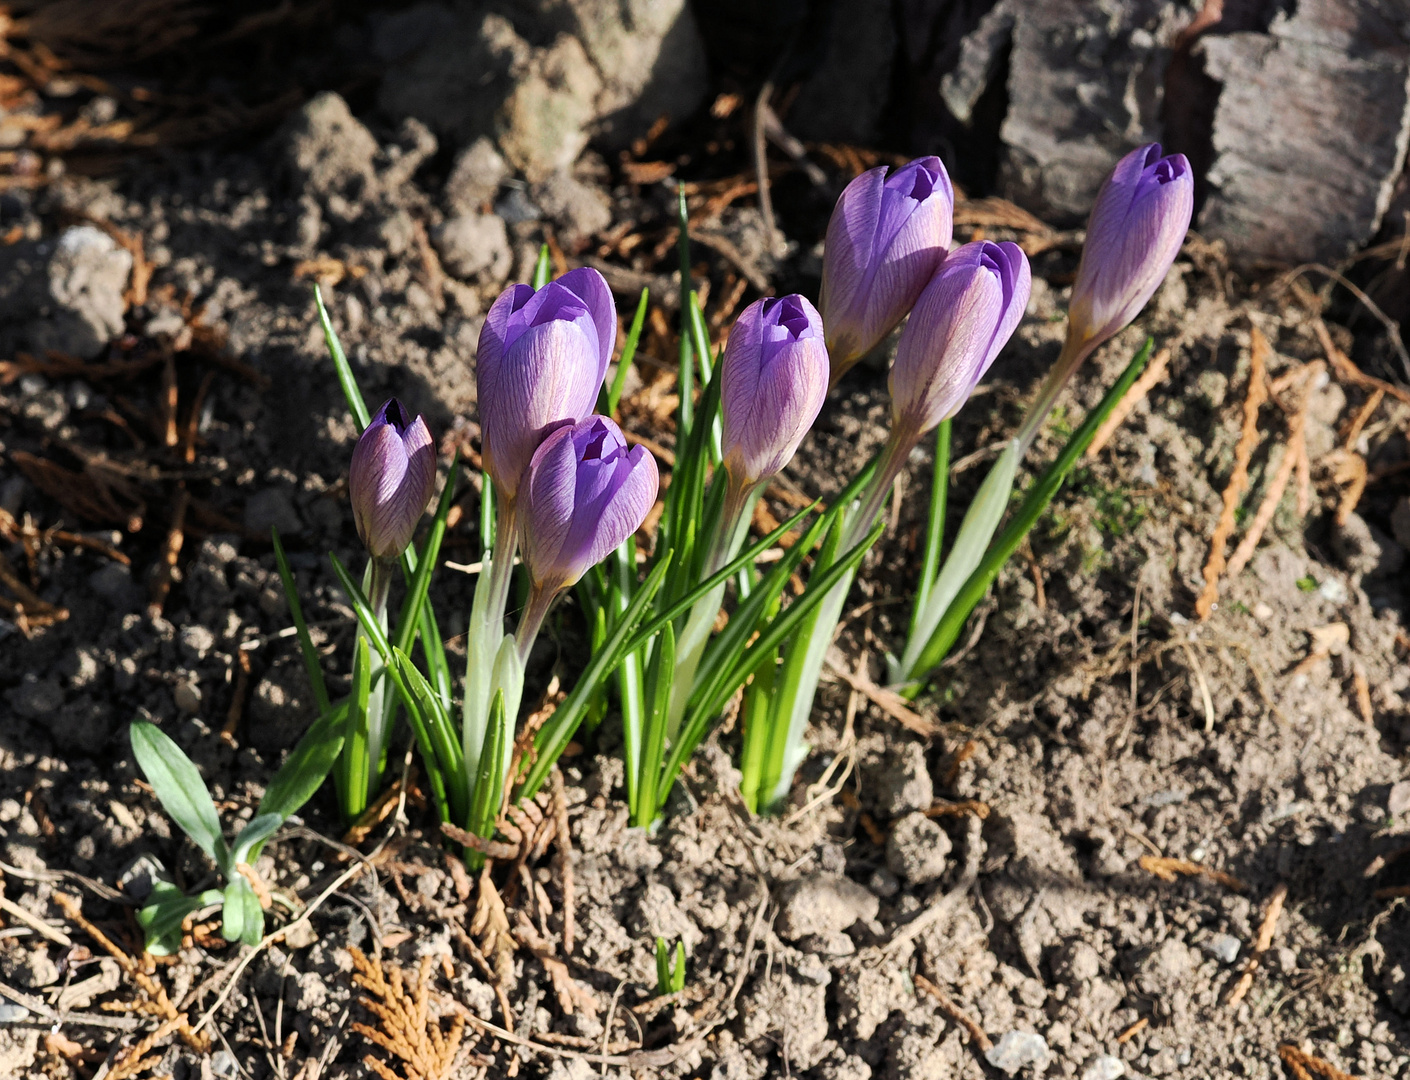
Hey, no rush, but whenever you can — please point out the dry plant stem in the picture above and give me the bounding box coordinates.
[550,768,575,956]
[1138,855,1246,891]
[53,892,210,1054]
[824,660,937,736]
[1085,346,1172,457]
[1117,1017,1149,1043]
[1341,386,1384,448]
[913,974,992,1052]
[1311,316,1410,406]
[1225,364,1321,579]
[1196,328,1269,618]
[147,484,189,618]
[1353,663,1374,723]
[1279,1044,1356,1080]
[0,892,72,945]
[1226,882,1287,1007]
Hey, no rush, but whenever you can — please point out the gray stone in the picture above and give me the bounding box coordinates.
[885,812,952,884]
[985,1031,1050,1076]
[997,0,1173,224]
[533,171,612,247]
[117,853,170,903]
[433,212,512,282]
[0,225,132,359]
[1199,0,1410,264]
[1081,1057,1126,1080]
[941,1,1017,125]
[790,0,896,144]
[444,137,510,216]
[775,872,879,941]
[179,624,216,662]
[497,34,602,182]
[1202,933,1242,964]
[281,91,379,205]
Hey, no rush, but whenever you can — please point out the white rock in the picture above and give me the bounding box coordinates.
[985,1031,1050,1076]
[1080,1056,1125,1080]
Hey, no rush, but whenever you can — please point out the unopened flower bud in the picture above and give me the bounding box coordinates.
[721,294,829,489]
[820,156,954,383]
[349,398,436,560]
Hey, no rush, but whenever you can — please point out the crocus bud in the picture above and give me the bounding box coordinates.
[1067,143,1193,354]
[519,415,659,594]
[349,398,436,560]
[820,156,954,383]
[891,241,1031,436]
[720,294,829,489]
[477,267,616,501]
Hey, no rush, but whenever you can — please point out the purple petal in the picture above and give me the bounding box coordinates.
[555,266,616,379]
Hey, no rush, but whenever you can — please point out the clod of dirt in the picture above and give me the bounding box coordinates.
[884,1012,963,1079]
[0,945,60,988]
[775,871,880,941]
[443,136,511,215]
[739,970,831,1071]
[834,964,910,1041]
[870,740,934,817]
[433,212,512,282]
[886,812,952,884]
[280,91,380,210]
[0,226,132,359]
[533,170,613,248]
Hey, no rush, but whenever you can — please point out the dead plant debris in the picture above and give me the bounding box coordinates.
[1139,855,1246,892]
[349,947,474,1080]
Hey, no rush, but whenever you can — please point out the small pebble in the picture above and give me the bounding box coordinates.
[210,1049,239,1078]
[1388,780,1410,818]
[1080,1056,1125,1080]
[0,1003,31,1022]
[1203,934,1242,964]
[174,681,203,713]
[986,1031,1050,1075]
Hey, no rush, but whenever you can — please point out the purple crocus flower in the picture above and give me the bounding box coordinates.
[721,295,829,488]
[349,398,436,560]
[1067,143,1193,353]
[1014,144,1192,453]
[891,241,1031,436]
[477,267,616,501]
[518,415,659,595]
[820,156,954,384]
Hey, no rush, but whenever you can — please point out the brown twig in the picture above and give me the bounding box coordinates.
[914,974,991,1052]
[1226,883,1287,1007]
[1086,346,1173,457]
[220,647,252,746]
[1196,329,1268,618]
[549,767,575,956]
[825,661,938,737]
[1116,1017,1148,1043]
[1138,855,1245,892]
[1225,365,1321,579]
[147,484,189,618]
[1278,1044,1355,1080]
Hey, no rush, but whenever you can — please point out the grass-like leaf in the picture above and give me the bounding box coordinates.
[271,528,332,720]
[130,721,229,873]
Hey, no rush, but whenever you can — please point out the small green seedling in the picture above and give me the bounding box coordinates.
[129,713,343,954]
[655,937,687,996]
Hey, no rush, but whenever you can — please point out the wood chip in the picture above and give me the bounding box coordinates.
[1196,329,1268,619]
[1086,346,1173,457]
[1352,662,1374,724]
[1116,1017,1148,1043]
[923,800,990,820]
[1138,855,1246,892]
[1226,883,1287,1007]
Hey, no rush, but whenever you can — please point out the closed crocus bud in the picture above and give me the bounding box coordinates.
[519,415,658,595]
[477,266,616,500]
[349,398,436,560]
[721,294,829,489]
[1068,143,1193,354]
[820,156,954,383]
[891,241,1031,436]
